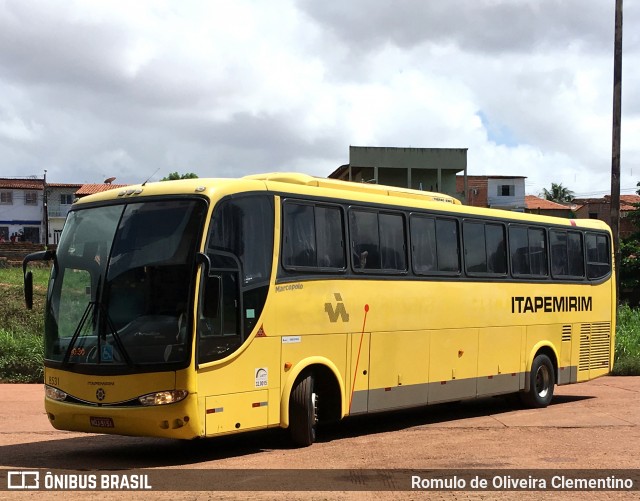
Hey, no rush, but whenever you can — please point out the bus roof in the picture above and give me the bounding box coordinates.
[243,172,462,205]
[72,172,611,233]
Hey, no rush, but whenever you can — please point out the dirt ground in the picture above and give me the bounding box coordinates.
[0,377,639,500]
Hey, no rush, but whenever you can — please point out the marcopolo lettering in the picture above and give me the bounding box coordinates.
[511,296,592,314]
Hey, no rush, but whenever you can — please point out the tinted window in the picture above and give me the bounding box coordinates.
[550,229,584,279]
[411,215,460,274]
[379,213,406,270]
[316,206,346,269]
[282,202,345,270]
[586,233,610,279]
[486,223,507,274]
[201,195,274,363]
[509,226,548,277]
[350,209,406,272]
[283,203,316,267]
[464,222,486,273]
[411,216,437,273]
[463,221,506,275]
[437,219,460,272]
[208,196,274,285]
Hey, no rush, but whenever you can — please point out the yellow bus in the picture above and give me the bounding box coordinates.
[23,173,615,446]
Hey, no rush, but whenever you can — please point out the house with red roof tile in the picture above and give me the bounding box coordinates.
[524,195,575,218]
[574,194,640,238]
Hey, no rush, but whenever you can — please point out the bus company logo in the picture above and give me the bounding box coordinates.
[324,293,350,323]
[96,388,106,401]
[7,471,39,490]
[511,295,593,314]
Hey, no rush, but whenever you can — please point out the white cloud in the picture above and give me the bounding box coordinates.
[0,0,637,198]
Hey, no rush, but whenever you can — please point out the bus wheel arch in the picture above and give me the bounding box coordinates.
[282,359,344,445]
[521,347,557,408]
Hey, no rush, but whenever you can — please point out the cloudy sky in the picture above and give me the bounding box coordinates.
[0,0,638,198]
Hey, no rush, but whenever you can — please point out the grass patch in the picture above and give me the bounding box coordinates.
[0,266,48,383]
[0,328,44,383]
[612,303,640,376]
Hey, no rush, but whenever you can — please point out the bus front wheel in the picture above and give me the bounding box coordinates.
[289,372,318,447]
[520,354,555,408]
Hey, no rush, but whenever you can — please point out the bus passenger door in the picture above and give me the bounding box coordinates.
[428,328,478,404]
[347,332,370,415]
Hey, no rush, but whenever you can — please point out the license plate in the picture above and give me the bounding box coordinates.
[90,416,114,428]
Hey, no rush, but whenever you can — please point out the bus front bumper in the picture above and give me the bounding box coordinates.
[44,393,201,439]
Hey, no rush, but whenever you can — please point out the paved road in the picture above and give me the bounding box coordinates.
[0,377,639,499]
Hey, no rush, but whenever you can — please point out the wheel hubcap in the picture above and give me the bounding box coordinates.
[535,365,551,398]
[311,392,319,426]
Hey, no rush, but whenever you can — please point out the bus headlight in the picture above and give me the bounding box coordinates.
[45,385,67,402]
[138,390,188,406]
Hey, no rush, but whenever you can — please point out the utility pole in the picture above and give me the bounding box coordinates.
[611,0,623,303]
[43,169,49,247]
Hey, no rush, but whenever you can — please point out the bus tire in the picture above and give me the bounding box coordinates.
[520,354,555,408]
[289,372,318,447]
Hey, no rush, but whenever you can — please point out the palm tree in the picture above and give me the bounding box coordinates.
[542,183,574,203]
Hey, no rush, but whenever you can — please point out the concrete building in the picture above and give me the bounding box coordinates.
[0,178,128,245]
[455,175,527,211]
[328,146,468,202]
[0,178,45,243]
[48,183,83,244]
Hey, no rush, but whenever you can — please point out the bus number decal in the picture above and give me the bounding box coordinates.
[255,368,268,388]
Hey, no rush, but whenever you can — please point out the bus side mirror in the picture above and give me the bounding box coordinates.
[24,271,34,310]
[203,276,221,319]
[195,252,211,276]
[22,250,55,310]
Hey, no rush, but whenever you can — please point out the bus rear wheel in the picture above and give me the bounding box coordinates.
[289,373,318,447]
[520,354,555,408]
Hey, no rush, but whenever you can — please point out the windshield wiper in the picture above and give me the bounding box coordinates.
[61,300,133,368]
[62,301,95,367]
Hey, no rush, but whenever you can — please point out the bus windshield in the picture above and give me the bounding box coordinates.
[45,199,206,372]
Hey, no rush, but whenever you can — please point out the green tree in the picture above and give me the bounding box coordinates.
[619,181,640,303]
[160,172,199,181]
[541,182,575,203]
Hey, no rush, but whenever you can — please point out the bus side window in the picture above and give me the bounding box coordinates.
[350,210,380,271]
[463,221,486,273]
[550,230,567,276]
[528,228,548,276]
[550,229,584,279]
[586,233,610,279]
[282,202,345,271]
[283,203,316,268]
[509,226,529,275]
[316,206,346,269]
[486,223,506,274]
[509,226,548,277]
[411,215,437,274]
[436,218,460,273]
